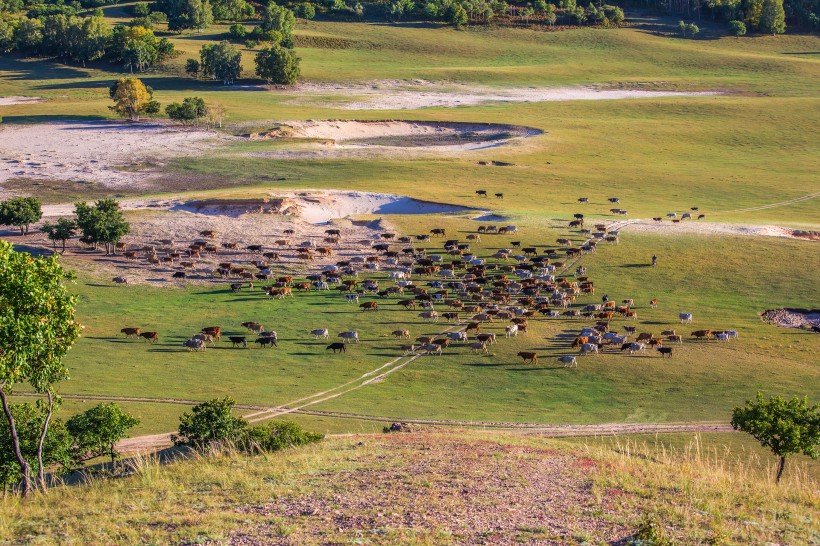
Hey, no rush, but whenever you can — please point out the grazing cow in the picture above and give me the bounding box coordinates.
[447,331,468,343]
[442,312,460,322]
[579,343,599,355]
[657,347,673,358]
[400,344,416,353]
[468,342,488,353]
[326,342,346,353]
[113,276,128,285]
[691,330,712,340]
[398,299,416,310]
[360,302,379,312]
[679,313,693,324]
[172,272,186,279]
[465,322,481,333]
[430,228,446,237]
[346,293,360,303]
[625,342,645,354]
[476,333,496,345]
[418,311,439,322]
[230,283,243,292]
[229,336,247,348]
[558,355,577,368]
[311,329,329,340]
[121,327,140,338]
[667,335,683,344]
[255,337,277,348]
[495,193,503,199]
[139,331,159,343]
[338,331,359,343]
[193,333,215,346]
[572,336,589,348]
[608,197,620,204]
[698,214,706,220]
[578,197,589,203]
[392,329,411,339]
[517,351,538,364]
[716,333,730,342]
[183,338,206,351]
[636,332,653,342]
[476,190,488,197]
[422,343,442,356]
[505,324,518,338]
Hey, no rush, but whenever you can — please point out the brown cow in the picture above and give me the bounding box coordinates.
[636,332,653,342]
[121,327,140,337]
[202,326,222,341]
[667,335,683,344]
[392,329,410,339]
[691,330,712,340]
[360,302,379,311]
[139,331,158,343]
[517,351,538,364]
[465,322,481,333]
[572,336,589,348]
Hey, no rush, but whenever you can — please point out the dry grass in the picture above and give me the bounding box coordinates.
[0,431,815,545]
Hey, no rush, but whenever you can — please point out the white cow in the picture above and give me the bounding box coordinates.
[579,343,599,355]
[505,324,518,338]
[418,311,439,322]
[679,313,693,324]
[447,331,468,343]
[716,333,730,342]
[338,331,359,343]
[346,293,359,303]
[310,328,329,340]
[558,355,577,368]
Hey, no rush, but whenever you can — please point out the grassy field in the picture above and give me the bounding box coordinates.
[0,430,815,544]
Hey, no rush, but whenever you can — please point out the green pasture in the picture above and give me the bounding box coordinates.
[21,223,815,433]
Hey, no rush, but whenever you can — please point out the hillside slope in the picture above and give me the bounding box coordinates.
[1,431,816,545]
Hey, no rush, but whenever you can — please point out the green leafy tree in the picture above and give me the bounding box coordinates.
[759,0,786,33]
[294,2,316,18]
[66,403,140,465]
[731,393,819,483]
[0,402,72,492]
[261,2,295,43]
[14,16,43,54]
[211,0,254,20]
[161,0,214,31]
[74,199,130,255]
[254,44,300,85]
[40,217,77,252]
[132,2,152,16]
[728,18,747,35]
[448,3,468,25]
[110,25,174,72]
[173,397,247,448]
[185,57,200,78]
[0,241,81,494]
[227,22,246,40]
[200,40,242,84]
[166,96,209,124]
[0,196,42,234]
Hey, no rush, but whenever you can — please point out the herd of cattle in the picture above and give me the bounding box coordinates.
[115,214,739,364]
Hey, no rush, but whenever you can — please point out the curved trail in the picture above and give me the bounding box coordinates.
[715,192,820,215]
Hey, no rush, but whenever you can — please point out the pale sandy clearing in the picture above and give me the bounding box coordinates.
[0,121,232,189]
[287,81,719,110]
[615,219,818,240]
[0,96,42,106]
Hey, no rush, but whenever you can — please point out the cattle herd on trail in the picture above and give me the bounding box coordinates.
[115,212,740,364]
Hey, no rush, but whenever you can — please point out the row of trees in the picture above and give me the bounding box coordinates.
[0,12,175,71]
[652,0,797,32]
[0,196,41,234]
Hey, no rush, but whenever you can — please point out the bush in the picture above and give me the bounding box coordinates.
[228,22,246,40]
[131,2,151,16]
[173,397,247,448]
[294,2,316,19]
[728,19,746,36]
[241,421,323,452]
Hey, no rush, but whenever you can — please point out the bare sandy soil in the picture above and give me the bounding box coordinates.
[287,80,719,110]
[615,219,819,241]
[0,96,42,106]
[0,121,232,191]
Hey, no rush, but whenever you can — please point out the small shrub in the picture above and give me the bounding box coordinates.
[241,421,323,452]
[630,512,672,546]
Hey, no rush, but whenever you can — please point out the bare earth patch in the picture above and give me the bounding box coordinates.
[615,219,818,241]
[0,120,233,191]
[285,80,719,110]
[760,308,820,329]
[233,434,631,545]
[0,96,43,106]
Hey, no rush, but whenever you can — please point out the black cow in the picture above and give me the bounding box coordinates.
[172,272,186,279]
[657,347,673,358]
[229,336,247,348]
[255,337,277,348]
[326,342,346,353]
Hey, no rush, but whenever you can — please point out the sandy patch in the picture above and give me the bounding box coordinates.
[616,219,818,241]
[0,96,43,106]
[286,80,719,110]
[0,120,233,189]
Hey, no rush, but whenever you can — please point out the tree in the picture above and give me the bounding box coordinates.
[0,241,81,494]
[0,402,72,492]
[254,44,300,85]
[728,19,747,35]
[66,403,140,465]
[185,57,200,78]
[731,393,819,483]
[759,0,786,33]
[241,421,323,452]
[74,199,130,255]
[166,96,209,124]
[200,41,242,84]
[109,77,159,120]
[448,4,468,26]
[261,2,295,43]
[0,196,42,234]
[227,22,246,41]
[294,2,316,19]
[211,0,255,20]
[161,0,214,32]
[173,397,247,448]
[40,217,77,252]
[205,101,226,128]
